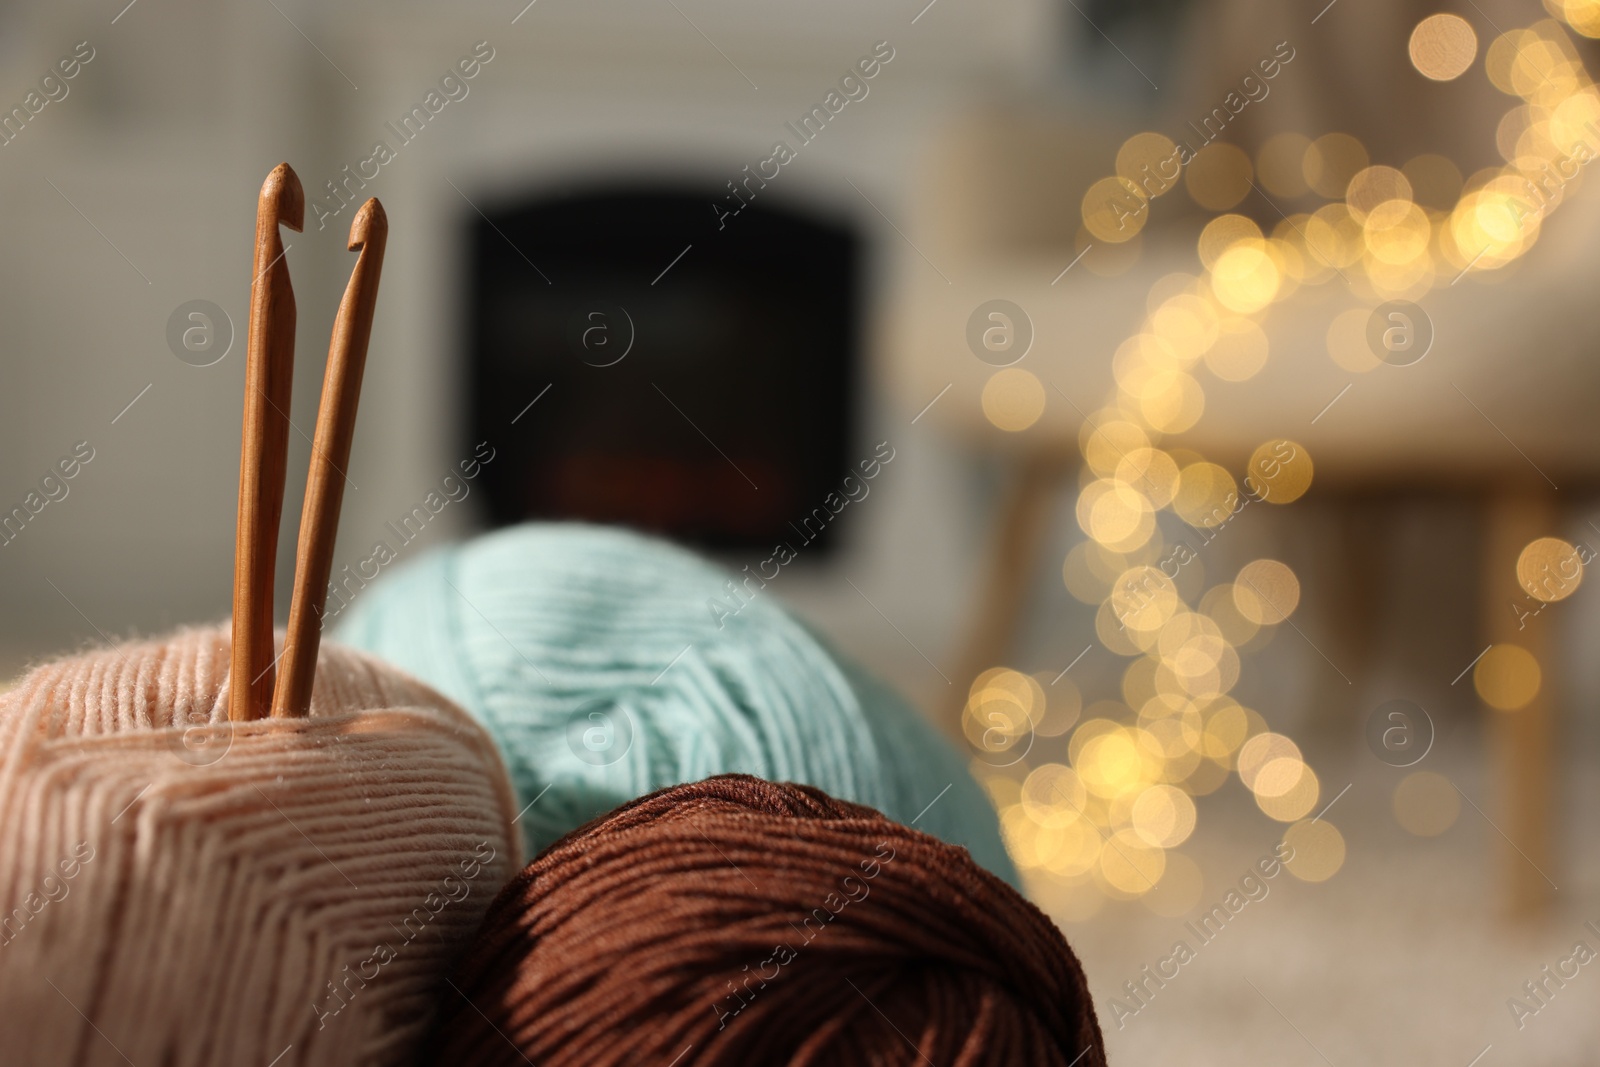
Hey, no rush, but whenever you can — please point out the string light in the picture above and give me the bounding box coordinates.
[983,10,1597,907]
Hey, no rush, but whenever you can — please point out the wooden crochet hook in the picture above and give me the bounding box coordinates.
[230,163,303,724]
[273,198,388,719]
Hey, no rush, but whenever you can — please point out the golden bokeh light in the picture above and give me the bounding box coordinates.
[1096,599,1147,656]
[1200,699,1254,764]
[1253,756,1308,798]
[1117,132,1181,197]
[1036,676,1084,737]
[1236,731,1303,793]
[1410,13,1479,81]
[1234,559,1301,624]
[1082,418,1151,476]
[1265,235,1308,296]
[1062,544,1103,604]
[1505,31,1582,101]
[1364,199,1433,264]
[1077,478,1156,551]
[1076,728,1153,799]
[1473,644,1543,710]
[1486,29,1529,94]
[962,668,1046,764]
[1304,204,1366,268]
[1304,133,1370,199]
[1552,0,1600,38]
[1111,564,1181,633]
[1115,447,1182,508]
[1199,215,1265,270]
[1516,536,1584,602]
[1123,658,1162,711]
[982,367,1046,432]
[992,5,1600,909]
[1083,176,1149,243]
[1201,583,1262,646]
[1247,439,1314,504]
[1021,763,1087,828]
[1345,165,1414,221]
[1145,271,1202,313]
[1256,761,1321,822]
[1137,371,1207,433]
[1450,179,1537,270]
[1273,215,1336,284]
[1151,294,1221,364]
[1257,132,1313,198]
[1393,771,1462,836]
[1173,462,1239,528]
[1100,828,1167,894]
[1550,84,1600,147]
[1186,142,1254,211]
[1210,243,1282,313]
[1283,819,1346,882]
[1203,317,1270,381]
[1132,784,1198,848]
[1043,818,1105,879]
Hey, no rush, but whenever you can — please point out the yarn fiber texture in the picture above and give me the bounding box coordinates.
[334,522,1016,884]
[429,774,1106,1067]
[0,626,522,1067]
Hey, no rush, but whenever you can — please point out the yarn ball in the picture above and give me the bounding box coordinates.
[333,523,1015,883]
[0,626,522,1067]
[428,774,1106,1066]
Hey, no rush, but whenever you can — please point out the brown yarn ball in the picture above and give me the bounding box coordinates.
[429,774,1106,1067]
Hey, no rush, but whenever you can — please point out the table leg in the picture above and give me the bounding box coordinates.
[944,450,1067,741]
[1481,489,1558,918]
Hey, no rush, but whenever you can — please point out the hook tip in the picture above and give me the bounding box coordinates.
[349,198,387,252]
[261,162,305,233]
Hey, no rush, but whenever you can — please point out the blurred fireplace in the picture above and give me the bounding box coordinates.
[467,186,860,552]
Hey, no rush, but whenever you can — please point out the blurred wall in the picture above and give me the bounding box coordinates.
[0,0,1062,669]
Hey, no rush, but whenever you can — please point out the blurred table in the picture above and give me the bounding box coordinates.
[879,105,1600,917]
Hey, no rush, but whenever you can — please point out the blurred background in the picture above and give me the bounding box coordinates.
[2,0,1599,1061]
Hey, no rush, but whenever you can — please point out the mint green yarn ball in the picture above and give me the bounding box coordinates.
[332,523,1015,884]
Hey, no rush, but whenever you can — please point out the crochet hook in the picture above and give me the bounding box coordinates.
[230,163,303,723]
[273,198,388,719]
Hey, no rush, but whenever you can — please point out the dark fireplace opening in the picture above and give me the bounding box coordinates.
[467,186,860,554]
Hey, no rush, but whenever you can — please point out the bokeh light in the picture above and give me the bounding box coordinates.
[1304,133,1370,199]
[1083,176,1148,243]
[1256,761,1320,822]
[1203,317,1270,381]
[985,4,1600,908]
[981,368,1046,431]
[1283,820,1346,882]
[1247,439,1314,504]
[1516,536,1584,601]
[1393,771,1462,836]
[1234,560,1301,623]
[1186,143,1254,211]
[1409,14,1479,81]
[1117,132,1181,197]
[1173,462,1239,528]
[1473,644,1543,710]
[1345,165,1414,220]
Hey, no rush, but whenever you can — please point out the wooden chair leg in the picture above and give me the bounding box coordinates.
[1481,489,1558,919]
[943,449,1067,742]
